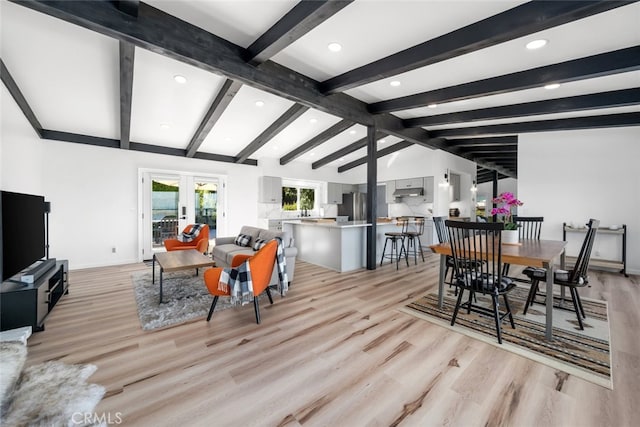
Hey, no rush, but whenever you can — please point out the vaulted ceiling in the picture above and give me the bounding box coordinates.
[2,0,639,183]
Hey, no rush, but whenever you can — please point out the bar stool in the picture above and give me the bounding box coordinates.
[380,217,409,269]
[403,217,425,264]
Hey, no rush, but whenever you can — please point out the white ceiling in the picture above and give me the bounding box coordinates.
[1,0,639,177]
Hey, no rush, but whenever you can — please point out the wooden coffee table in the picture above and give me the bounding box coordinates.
[152,250,215,303]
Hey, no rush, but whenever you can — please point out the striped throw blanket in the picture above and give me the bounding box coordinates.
[177,223,204,242]
[218,237,288,305]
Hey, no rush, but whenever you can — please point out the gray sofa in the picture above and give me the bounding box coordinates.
[212,225,297,285]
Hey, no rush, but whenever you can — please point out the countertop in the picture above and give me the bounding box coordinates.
[283,220,372,228]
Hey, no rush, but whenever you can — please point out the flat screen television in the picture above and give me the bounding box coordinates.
[1,191,46,281]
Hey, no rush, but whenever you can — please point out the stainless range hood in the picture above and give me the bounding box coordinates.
[392,187,423,197]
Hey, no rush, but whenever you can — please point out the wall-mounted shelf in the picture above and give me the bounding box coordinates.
[563,223,627,277]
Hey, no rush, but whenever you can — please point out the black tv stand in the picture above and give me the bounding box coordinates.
[1,260,69,332]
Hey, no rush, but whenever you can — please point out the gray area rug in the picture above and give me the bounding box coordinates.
[132,269,253,330]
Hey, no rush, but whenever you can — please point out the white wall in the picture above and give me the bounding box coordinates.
[477,177,518,205]
[519,127,640,274]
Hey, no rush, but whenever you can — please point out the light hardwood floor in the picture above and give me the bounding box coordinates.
[25,254,639,426]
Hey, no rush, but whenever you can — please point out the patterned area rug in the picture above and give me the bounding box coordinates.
[401,285,612,389]
[132,269,234,330]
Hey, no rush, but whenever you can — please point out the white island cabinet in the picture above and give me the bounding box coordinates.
[283,220,371,272]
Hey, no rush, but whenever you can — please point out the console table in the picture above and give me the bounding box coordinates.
[563,223,627,277]
[0,260,68,332]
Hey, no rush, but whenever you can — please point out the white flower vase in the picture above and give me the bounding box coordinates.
[502,229,519,245]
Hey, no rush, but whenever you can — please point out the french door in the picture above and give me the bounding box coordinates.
[139,169,225,260]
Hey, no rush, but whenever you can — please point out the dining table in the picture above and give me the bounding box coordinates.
[429,238,567,340]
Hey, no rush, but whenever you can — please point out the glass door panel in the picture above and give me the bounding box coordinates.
[194,180,217,239]
[152,178,180,248]
[141,170,223,260]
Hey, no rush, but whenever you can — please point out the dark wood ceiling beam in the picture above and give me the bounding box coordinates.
[10,0,513,178]
[430,112,640,137]
[338,141,413,173]
[405,88,640,127]
[471,152,517,158]
[246,0,352,63]
[185,79,243,158]
[370,46,640,114]
[445,136,518,147]
[280,119,353,165]
[312,131,388,169]
[12,0,372,124]
[456,145,517,153]
[321,0,631,94]
[0,58,42,137]
[39,129,257,165]
[118,41,135,149]
[114,0,139,17]
[235,104,309,163]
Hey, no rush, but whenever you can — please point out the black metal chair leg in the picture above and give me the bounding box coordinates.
[503,294,515,329]
[575,289,586,319]
[569,287,584,330]
[523,280,539,315]
[380,238,389,266]
[206,296,219,321]
[451,288,465,326]
[492,293,503,345]
[265,287,274,304]
[253,297,261,324]
[416,236,425,262]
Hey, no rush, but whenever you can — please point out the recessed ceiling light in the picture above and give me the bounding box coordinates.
[255,100,265,107]
[339,158,345,162]
[544,83,560,90]
[379,139,386,144]
[272,145,279,151]
[309,152,315,156]
[224,137,232,142]
[526,39,548,50]
[160,123,171,129]
[428,103,438,109]
[327,42,342,52]
[309,118,318,124]
[173,75,187,84]
[349,130,357,135]
[390,80,401,87]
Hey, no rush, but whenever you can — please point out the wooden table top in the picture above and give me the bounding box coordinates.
[429,239,567,268]
[154,250,215,271]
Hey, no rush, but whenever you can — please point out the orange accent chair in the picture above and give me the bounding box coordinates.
[204,240,278,324]
[164,224,210,254]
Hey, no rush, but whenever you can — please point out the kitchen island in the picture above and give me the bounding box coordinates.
[283,220,372,272]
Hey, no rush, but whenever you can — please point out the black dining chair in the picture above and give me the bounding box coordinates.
[433,216,455,284]
[522,219,599,330]
[446,220,516,344]
[503,216,544,276]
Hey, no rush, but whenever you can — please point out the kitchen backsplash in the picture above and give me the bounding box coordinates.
[388,199,433,218]
[258,203,338,219]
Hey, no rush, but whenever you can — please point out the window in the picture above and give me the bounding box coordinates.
[282,186,315,211]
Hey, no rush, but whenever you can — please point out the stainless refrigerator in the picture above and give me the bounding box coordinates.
[338,192,367,221]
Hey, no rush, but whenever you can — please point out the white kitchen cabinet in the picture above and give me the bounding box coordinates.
[342,184,356,194]
[422,176,434,203]
[268,219,283,231]
[327,182,343,204]
[385,181,397,203]
[258,176,282,203]
[395,177,424,189]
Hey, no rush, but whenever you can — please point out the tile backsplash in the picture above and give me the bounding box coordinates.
[388,199,433,218]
